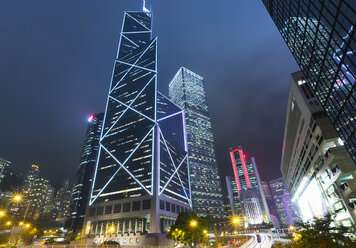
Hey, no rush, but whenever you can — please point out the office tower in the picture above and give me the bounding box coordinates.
[281,191,297,226]
[55,179,72,221]
[20,165,54,219]
[281,71,356,226]
[0,159,10,183]
[230,147,258,191]
[269,178,298,227]
[240,189,264,225]
[42,185,56,221]
[222,198,232,219]
[21,164,40,218]
[44,185,55,206]
[225,176,241,216]
[261,181,280,228]
[262,0,356,164]
[84,8,191,245]
[28,177,51,219]
[66,113,103,233]
[22,164,40,195]
[229,146,270,225]
[169,67,224,219]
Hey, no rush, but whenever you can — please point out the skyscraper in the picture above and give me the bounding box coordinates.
[22,165,52,219]
[261,181,280,228]
[229,146,270,225]
[281,71,355,226]
[225,176,241,216]
[84,8,191,245]
[55,179,72,221]
[22,164,40,195]
[28,177,51,218]
[269,178,298,227]
[262,0,356,164]
[169,67,224,219]
[66,113,103,233]
[230,147,258,192]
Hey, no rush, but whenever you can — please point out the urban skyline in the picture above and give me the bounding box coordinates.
[0,0,299,184]
[0,0,355,246]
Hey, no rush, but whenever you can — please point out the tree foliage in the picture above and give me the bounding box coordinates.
[0,232,9,244]
[166,211,212,247]
[291,214,356,248]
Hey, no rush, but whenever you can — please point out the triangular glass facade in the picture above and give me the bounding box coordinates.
[90,11,191,207]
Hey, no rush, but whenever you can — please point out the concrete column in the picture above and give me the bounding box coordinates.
[134,219,138,234]
[149,125,160,234]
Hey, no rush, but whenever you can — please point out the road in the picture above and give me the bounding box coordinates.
[240,233,272,248]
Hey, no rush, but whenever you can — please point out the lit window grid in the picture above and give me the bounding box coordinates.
[169,67,224,218]
[262,0,356,162]
[90,12,191,207]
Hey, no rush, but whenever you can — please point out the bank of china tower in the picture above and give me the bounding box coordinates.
[83,9,191,245]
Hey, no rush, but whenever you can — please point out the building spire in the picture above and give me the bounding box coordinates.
[142,0,150,13]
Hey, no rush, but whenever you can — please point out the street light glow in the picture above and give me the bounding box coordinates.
[232,217,239,224]
[13,194,22,202]
[108,226,115,233]
[0,211,5,216]
[190,220,197,227]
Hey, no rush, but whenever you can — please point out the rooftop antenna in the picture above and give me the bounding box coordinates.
[143,0,150,13]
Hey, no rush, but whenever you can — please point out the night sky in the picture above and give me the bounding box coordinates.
[0,0,299,186]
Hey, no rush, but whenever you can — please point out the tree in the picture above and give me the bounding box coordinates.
[166,211,212,247]
[290,214,356,248]
[0,232,9,244]
[21,227,37,245]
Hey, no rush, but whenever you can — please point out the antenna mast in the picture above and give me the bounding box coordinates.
[143,0,150,13]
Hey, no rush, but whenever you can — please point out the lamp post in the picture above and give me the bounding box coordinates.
[14,194,31,246]
[3,194,24,245]
[102,226,115,248]
[289,225,296,233]
[212,217,240,248]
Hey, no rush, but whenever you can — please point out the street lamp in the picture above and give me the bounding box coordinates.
[14,196,31,246]
[6,221,11,226]
[102,225,115,248]
[190,220,197,227]
[0,210,5,217]
[13,194,22,203]
[232,217,239,225]
[289,225,296,232]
